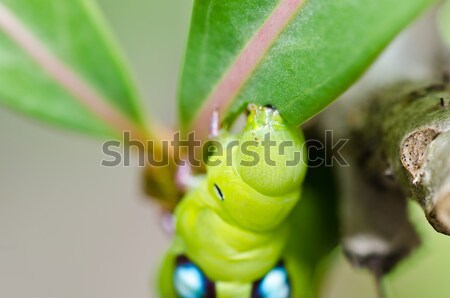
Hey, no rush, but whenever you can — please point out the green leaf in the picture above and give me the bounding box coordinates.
[0,0,146,137]
[178,0,435,137]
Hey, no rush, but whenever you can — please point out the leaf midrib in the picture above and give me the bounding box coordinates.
[189,0,307,140]
[0,1,147,140]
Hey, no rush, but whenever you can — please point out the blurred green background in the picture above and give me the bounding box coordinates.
[0,1,191,297]
[1,1,450,297]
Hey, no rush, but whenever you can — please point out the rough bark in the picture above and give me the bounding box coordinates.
[363,81,450,234]
[335,80,450,276]
[310,6,450,280]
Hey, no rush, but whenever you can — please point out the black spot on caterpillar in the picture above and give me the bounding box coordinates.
[213,183,224,201]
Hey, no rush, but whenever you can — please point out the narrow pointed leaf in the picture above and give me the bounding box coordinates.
[0,0,146,137]
[179,0,435,139]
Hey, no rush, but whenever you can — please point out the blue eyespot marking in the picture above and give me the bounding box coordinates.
[174,264,204,298]
[251,262,291,298]
[173,255,215,298]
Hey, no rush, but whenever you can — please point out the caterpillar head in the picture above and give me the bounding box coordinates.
[205,105,307,231]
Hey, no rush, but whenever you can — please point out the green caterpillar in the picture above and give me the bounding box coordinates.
[159,105,310,298]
